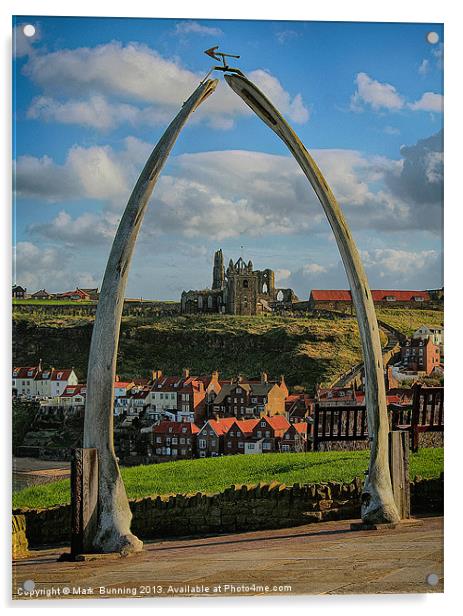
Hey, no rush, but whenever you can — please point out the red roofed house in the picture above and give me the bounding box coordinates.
[249,415,291,453]
[12,364,78,398]
[151,421,199,460]
[57,288,91,301]
[114,380,136,415]
[12,365,41,397]
[285,393,313,423]
[309,289,430,312]
[222,418,259,455]
[59,384,87,407]
[280,422,308,452]
[197,419,228,457]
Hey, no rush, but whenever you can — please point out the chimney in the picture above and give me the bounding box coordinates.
[279,375,285,385]
[182,368,190,379]
[152,369,163,381]
[261,371,268,383]
[237,374,243,383]
[38,358,42,372]
[211,370,219,382]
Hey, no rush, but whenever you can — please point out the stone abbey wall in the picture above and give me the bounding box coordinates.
[14,474,443,549]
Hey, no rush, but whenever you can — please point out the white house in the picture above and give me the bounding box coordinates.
[12,366,40,396]
[413,325,444,350]
[13,365,78,398]
[244,438,264,454]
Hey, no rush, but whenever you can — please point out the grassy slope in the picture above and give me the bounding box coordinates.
[375,308,444,337]
[13,448,443,510]
[12,308,443,389]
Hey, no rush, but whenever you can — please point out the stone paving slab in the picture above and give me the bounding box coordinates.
[12,516,443,599]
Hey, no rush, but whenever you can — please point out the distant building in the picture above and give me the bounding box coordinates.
[211,373,288,419]
[150,421,199,460]
[80,288,99,300]
[401,338,441,375]
[12,285,26,299]
[57,288,91,301]
[12,364,78,398]
[413,325,444,354]
[30,289,54,300]
[308,289,431,311]
[181,249,297,316]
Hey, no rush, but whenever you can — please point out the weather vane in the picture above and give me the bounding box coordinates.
[201,46,245,81]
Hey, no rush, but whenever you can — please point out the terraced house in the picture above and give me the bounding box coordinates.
[211,373,288,419]
[150,421,199,460]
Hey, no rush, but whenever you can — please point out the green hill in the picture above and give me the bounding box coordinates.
[12,308,443,390]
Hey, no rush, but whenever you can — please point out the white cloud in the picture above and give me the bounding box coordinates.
[351,72,404,111]
[408,92,443,113]
[174,21,223,37]
[22,42,309,130]
[275,30,300,44]
[17,131,443,248]
[13,241,99,292]
[418,59,430,76]
[350,72,443,115]
[280,248,442,297]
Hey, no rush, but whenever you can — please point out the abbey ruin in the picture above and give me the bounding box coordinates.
[181,249,298,315]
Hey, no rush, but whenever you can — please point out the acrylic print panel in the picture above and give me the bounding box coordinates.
[12,15,444,599]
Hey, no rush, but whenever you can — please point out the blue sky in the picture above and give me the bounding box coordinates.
[13,16,443,299]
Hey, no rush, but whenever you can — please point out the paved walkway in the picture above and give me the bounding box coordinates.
[13,516,443,599]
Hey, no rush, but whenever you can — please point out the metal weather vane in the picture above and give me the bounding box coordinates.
[201,46,245,81]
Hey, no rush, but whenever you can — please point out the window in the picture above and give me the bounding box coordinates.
[172,437,178,444]
[211,439,216,447]
[243,279,249,288]
[156,448,162,454]
[182,426,187,433]
[257,431,262,438]
[181,449,187,455]
[260,421,266,427]
[237,431,241,437]
[180,437,185,444]
[227,442,232,448]
[236,387,242,394]
[265,431,270,438]
[168,426,173,433]
[281,444,290,452]
[285,433,291,440]
[199,439,206,448]
[172,449,178,456]
[156,436,162,443]
[238,442,244,449]
[229,431,234,437]
[263,443,271,450]
[248,443,255,449]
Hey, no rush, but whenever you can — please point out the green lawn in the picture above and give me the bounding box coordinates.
[13,299,95,306]
[13,448,443,510]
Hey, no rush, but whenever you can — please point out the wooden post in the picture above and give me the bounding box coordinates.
[71,448,99,555]
[388,432,410,519]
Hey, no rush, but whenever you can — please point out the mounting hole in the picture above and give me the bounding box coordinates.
[23,24,36,38]
[23,579,35,591]
[426,573,439,586]
[426,32,439,45]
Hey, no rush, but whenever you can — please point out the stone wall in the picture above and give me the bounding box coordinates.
[14,474,443,548]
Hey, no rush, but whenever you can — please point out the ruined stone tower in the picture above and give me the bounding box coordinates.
[212,249,225,290]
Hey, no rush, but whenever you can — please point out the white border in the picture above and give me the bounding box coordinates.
[2,1,460,613]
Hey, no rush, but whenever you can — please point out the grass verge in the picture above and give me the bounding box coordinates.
[13,447,443,510]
